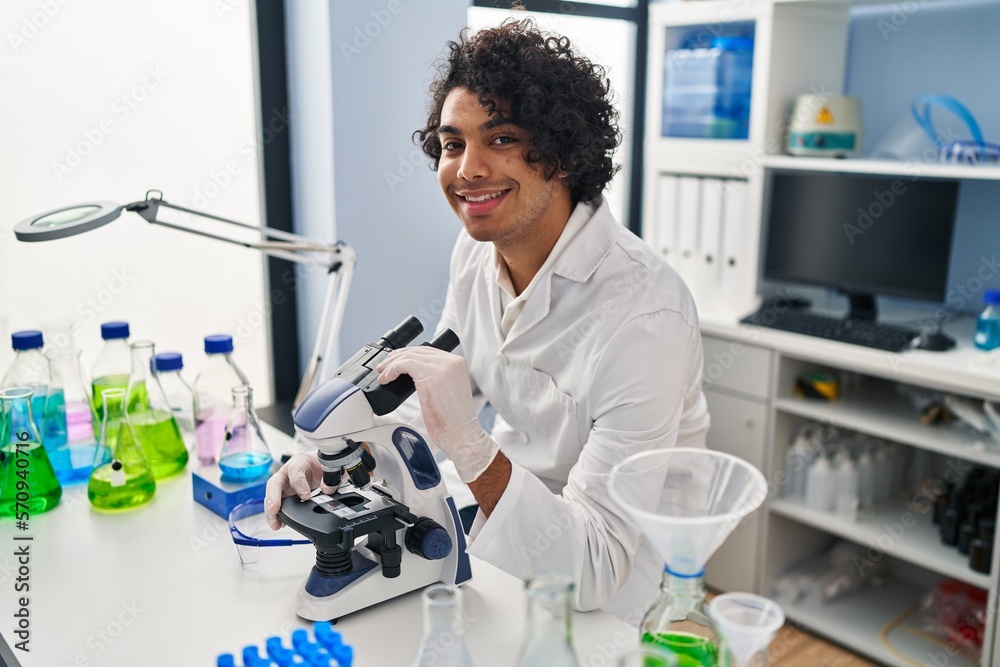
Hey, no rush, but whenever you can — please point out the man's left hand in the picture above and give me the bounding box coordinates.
[376,346,498,483]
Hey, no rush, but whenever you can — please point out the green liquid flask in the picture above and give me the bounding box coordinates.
[88,388,156,511]
[516,571,581,667]
[640,569,720,667]
[0,386,62,517]
[90,321,133,438]
[126,341,188,480]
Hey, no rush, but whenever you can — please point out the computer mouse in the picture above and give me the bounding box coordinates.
[915,331,956,352]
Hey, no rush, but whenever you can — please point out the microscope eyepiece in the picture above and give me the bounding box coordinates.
[377,316,423,350]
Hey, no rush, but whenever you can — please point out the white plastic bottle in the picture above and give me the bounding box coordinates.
[856,447,876,512]
[193,335,249,466]
[805,455,834,512]
[833,447,859,520]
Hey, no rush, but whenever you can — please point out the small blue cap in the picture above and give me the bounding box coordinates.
[205,334,234,354]
[101,321,130,340]
[153,352,183,372]
[985,289,1000,306]
[11,330,44,351]
[216,655,236,667]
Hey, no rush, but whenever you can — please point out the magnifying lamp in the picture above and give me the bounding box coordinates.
[14,189,355,409]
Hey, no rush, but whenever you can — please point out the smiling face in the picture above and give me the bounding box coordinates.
[436,87,572,251]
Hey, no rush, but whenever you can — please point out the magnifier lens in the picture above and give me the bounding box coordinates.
[32,205,102,227]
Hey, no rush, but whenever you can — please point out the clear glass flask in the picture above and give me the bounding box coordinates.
[90,321,134,437]
[413,584,473,667]
[0,386,62,517]
[154,352,195,451]
[516,571,581,667]
[45,348,99,484]
[88,388,156,510]
[218,385,273,483]
[193,335,249,466]
[2,330,61,446]
[125,341,189,480]
[641,568,721,667]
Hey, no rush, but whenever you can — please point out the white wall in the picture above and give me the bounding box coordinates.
[0,0,271,404]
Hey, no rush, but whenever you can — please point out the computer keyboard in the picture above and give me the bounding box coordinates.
[739,308,920,352]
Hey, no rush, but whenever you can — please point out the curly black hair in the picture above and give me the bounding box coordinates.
[414,18,622,205]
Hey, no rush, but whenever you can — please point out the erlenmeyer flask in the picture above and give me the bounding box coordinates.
[218,385,273,483]
[0,386,62,517]
[413,584,473,667]
[45,348,99,484]
[125,341,188,480]
[88,388,155,510]
[515,571,581,667]
[640,570,720,666]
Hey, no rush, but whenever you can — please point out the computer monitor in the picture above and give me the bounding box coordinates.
[762,170,960,320]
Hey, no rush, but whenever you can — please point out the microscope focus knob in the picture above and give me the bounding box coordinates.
[405,518,453,560]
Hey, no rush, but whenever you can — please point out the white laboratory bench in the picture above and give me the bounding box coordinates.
[0,423,634,667]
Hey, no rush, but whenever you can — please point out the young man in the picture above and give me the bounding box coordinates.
[266,18,709,625]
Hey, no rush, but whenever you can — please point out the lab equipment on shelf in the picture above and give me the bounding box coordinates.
[194,334,250,466]
[88,387,156,511]
[126,341,188,479]
[2,330,61,444]
[661,36,753,139]
[772,541,888,607]
[0,386,61,516]
[414,584,473,667]
[44,347,99,484]
[154,351,194,449]
[218,385,273,483]
[786,94,862,157]
[90,321,133,437]
[216,621,353,667]
[515,571,581,667]
[608,449,767,667]
[974,289,1000,351]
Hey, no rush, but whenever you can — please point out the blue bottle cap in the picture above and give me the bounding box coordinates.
[985,289,1000,306]
[100,321,130,340]
[205,334,234,354]
[216,655,236,667]
[11,330,44,351]
[153,352,184,372]
[291,628,310,652]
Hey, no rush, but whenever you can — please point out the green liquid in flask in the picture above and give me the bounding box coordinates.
[88,458,155,511]
[0,441,62,517]
[92,376,147,436]
[642,632,719,667]
[130,410,188,480]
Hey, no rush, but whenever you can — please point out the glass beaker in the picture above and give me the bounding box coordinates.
[0,386,62,517]
[125,341,188,480]
[516,571,581,667]
[45,348,99,484]
[193,334,249,466]
[88,388,156,510]
[218,385,273,483]
[413,584,473,667]
[641,569,720,667]
[90,321,133,437]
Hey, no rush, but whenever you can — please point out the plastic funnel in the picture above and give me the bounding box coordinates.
[708,593,784,667]
[608,448,767,576]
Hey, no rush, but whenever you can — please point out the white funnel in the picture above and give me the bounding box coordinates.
[608,448,767,576]
[708,593,784,667]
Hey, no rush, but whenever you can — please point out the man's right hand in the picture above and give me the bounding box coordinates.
[264,451,337,530]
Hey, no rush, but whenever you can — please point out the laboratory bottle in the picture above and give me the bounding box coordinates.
[126,341,189,479]
[832,447,859,520]
[517,571,581,667]
[2,330,60,446]
[856,447,876,512]
[783,427,817,500]
[974,289,1000,351]
[193,334,250,465]
[88,388,156,510]
[0,386,61,517]
[44,348,99,484]
[413,584,473,667]
[804,455,834,512]
[640,568,720,667]
[218,385,273,483]
[90,321,134,436]
[154,352,195,450]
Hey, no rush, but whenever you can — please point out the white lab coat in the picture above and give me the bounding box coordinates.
[394,197,710,625]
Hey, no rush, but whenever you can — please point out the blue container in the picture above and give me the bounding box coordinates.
[974,289,1000,351]
[662,36,753,139]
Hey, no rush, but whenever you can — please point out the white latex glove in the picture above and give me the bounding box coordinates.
[376,346,499,483]
[264,451,337,530]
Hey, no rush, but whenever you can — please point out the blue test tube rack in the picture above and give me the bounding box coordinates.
[217,621,353,667]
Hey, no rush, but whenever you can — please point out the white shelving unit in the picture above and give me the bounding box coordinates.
[645,1,1000,664]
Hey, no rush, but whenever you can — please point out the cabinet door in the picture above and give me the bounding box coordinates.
[704,389,768,594]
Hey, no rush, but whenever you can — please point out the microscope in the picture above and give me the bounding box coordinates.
[279,316,472,621]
